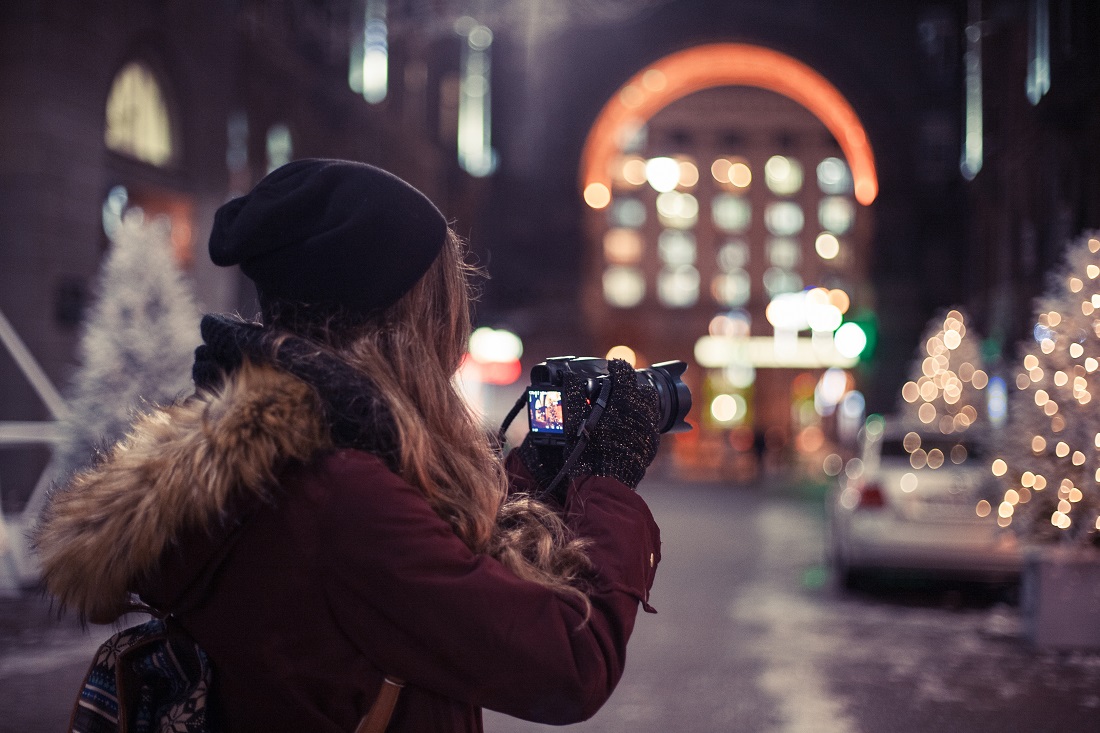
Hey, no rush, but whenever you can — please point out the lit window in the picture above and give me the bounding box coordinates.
[645,157,681,192]
[457,21,495,177]
[105,62,173,167]
[655,191,699,229]
[764,201,804,236]
[815,232,841,260]
[718,240,749,271]
[603,266,645,307]
[1026,0,1050,105]
[348,0,388,103]
[677,157,699,188]
[728,159,752,189]
[604,228,643,264]
[265,124,293,173]
[609,197,646,228]
[616,156,648,187]
[764,155,803,196]
[712,193,751,232]
[767,238,801,269]
[817,157,852,194]
[712,157,753,189]
[658,266,699,307]
[763,267,803,296]
[819,196,854,234]
[658,230,696,266]
[713,270,751,307]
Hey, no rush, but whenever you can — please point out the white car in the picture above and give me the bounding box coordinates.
[827,415,1021,587]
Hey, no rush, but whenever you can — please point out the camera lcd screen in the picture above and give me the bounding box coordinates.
[528,389,564,434]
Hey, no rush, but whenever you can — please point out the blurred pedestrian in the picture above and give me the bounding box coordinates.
[34,159,662,732]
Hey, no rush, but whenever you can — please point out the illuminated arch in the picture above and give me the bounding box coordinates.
[580,44,878,207]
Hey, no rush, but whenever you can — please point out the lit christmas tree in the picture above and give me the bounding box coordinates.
[897,308,990,440]
[991,231,1100,547]
[56,207,200,475]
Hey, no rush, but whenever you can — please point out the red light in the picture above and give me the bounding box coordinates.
[460,354,523,386]
[480,359,523,386]
[857,482,886,509]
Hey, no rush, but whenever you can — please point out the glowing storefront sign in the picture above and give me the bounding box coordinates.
[695,335,858,369]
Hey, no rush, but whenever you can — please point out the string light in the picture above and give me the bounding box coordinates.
[990,231,1100,547]
[901,310,988,445]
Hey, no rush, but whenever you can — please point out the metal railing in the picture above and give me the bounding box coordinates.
[0,308,67,592]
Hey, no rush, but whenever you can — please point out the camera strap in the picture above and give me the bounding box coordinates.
[499,379,613,500]
[544,378,612,496]
[498,392,529,449]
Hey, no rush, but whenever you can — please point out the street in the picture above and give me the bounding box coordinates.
[487,478,1100,733]
[3,477,1100,732]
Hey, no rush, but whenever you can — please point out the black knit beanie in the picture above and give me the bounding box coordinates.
[209,158,448,315]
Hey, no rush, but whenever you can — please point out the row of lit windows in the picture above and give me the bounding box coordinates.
[603,263,808,310]
[613,154,853,198]
[609,193,855,237]
[603,265,812,310]
[601,156,856,309]
[606,230,806,272]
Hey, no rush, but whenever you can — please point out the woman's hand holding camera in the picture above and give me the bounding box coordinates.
[568,359,660,489]
[517,359,661,494]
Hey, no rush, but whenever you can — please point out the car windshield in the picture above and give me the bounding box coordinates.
[879,436,981,461]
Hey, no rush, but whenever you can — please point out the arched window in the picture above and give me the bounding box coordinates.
[105,62,174,167]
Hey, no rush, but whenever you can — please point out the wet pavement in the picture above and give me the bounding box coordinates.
[3,477,1100,732]
[0,593,104,731]
[487,479,1100,733]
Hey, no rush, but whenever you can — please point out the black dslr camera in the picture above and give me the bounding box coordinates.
[525,356,692,446]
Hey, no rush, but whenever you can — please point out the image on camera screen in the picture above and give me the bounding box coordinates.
[528,389,564,434]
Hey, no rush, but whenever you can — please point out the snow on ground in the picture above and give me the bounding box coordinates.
[732,501,1100,732]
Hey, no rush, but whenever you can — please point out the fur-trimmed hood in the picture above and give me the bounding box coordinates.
[34,362,331,623]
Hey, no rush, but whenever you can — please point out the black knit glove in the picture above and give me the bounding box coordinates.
[570,359,660,489]
[515,359,661,496]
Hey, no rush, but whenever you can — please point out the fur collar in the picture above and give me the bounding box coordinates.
[34,362,331,623]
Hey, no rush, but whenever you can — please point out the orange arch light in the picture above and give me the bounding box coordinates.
[580,44,878,207]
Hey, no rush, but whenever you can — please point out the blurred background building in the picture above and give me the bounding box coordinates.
[2,0,1099,507]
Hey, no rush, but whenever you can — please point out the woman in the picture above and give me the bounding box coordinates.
[35,159,662,732]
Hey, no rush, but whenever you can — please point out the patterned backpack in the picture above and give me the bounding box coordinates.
[71,615,403,733]
[71,617,214,733]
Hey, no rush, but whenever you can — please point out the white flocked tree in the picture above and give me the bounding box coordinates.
[56,194,200,476]
[991,231,1100,548]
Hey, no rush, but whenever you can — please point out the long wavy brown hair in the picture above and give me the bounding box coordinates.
[263,229,593,609]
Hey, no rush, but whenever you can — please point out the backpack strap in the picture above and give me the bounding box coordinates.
[355,676,405,733]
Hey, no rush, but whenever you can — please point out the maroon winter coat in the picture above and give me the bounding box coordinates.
[35,363,661,732]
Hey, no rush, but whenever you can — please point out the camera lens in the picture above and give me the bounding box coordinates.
[637,361,692,434]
